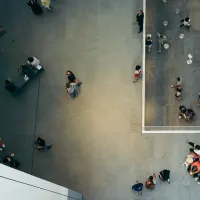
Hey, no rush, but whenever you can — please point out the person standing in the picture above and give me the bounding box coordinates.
[41,0,52,11]
[136,10,144,33]
[27,0,43,15]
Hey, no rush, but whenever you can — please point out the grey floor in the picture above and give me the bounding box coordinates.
[145,0,200,129]
[0,0,200,200]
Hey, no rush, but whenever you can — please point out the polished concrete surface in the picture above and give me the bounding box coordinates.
[0,0,200,200]
[145,0,200,130]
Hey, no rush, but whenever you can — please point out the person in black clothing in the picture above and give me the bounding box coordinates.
[186,109,196,121]
[66,70,82,86]
[35,137,52,150]
[159,169,170,183]
[3,153,20,169]
[28,0,43,15]
[145,36,152,51]
[136,10,144,33]
[179,105,187,119]
[5,78,16,91]
[18,64,35,77]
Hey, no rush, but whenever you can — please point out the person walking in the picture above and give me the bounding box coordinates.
[146,36,152,52]
[136,10,144,33]
[157,32,167,53]
[66,70,82,85]
[35,137,52,150]
[171,77,183,88]
[27,0,43,15]
[41,0,52,11]
[180,17,191,30]
[145,173,156,189]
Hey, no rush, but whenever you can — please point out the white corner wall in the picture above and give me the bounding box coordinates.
[0,164,82,200]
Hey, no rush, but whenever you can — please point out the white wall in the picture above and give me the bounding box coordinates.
[0,164,82,200]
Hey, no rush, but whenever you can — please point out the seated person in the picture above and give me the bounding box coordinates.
[183,154,197,170]
[132,182,143,193]
[5,78,16,91]
[27,56,40,68]
[145,173,156,189]
[189,161,200,178]
[66,82,78,98]
[18,64,35,77]
[35,137,52,150]
[186,109,195,121]
[159,169,170,183]
[187,139,200,156]
[145,36,152,51]
[179,105,187,119]
[3,153,20,169]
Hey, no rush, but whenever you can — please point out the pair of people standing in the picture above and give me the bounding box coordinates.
[28,0,52,15]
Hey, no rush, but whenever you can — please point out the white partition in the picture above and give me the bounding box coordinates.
[0,164,82,200]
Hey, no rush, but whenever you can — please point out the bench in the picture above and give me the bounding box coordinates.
[10,65,44,96]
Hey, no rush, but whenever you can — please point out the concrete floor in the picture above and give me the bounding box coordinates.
[145,0,200,130]
[1,0,200,200]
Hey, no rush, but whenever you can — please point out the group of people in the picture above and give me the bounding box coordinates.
[132,169,170,195]
[170,77,197,121]
[27,0,53,14]
[145,16,192,53]
[184,140,200,184]
[1,136,52,169]
[171,77,183,100]
[5,57,41,92]
[179,105,196,121]
[145,32,168,53]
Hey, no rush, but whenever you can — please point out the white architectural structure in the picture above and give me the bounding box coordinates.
[0,164,82,200]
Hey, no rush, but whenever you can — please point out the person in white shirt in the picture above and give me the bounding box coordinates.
[180,17,191,29]
[27,57,40,68]
[187,139,200,155]
[66,82,78,98]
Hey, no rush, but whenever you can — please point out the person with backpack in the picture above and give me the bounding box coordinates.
[35,137,52,150]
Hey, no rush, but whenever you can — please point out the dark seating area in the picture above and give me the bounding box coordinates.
[6,64,44,96]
